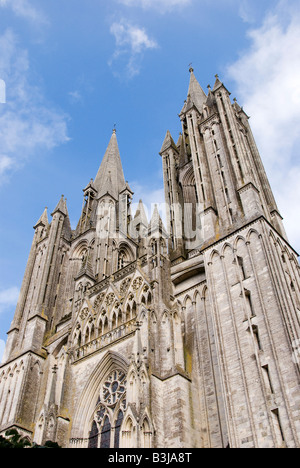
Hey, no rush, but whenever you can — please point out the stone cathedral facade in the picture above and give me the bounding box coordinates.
[0,69,300,449]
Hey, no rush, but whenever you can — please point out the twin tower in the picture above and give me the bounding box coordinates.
[0,69,300,448]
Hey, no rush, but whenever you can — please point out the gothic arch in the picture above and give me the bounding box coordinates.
[52,336,68,358]
[246,228,261,243]
[121,415,136,448]
[209,249,220,264]
[201,284,209,300]
[72,240,89,260]
[72,351,129,440]
[221,242,234,257]
[139,307,148,322]
[117,242,135,270]
[233,235,246,251]
[193,288,201,304]
[34,412,45,445]
[89,238,96,248]
[161,310,170,323]
[150,310,157,323]
[182,164,196,187]
[183,294,193,308]
[149,238,158,256]
[140,410,154,449]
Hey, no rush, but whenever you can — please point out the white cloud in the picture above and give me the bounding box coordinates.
[238,0,256,23]
[68,90,83,104]
[117,0,191,12]
[130,181,167,225]
[0,0,47,24]
[109,20,158,78]
[111,21,158,54]
[0,29,69,182]
[0,286,19,315]
[227,4,300,252]
[0,286,19,363]
[0,339,5,364]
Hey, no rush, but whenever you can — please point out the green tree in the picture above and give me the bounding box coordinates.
[1,429,31,449]
[0,429,61,449]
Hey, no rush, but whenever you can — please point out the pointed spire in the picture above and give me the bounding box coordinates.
[34,207,49,229]
[94,130,126,200]
[62,198,72,239]
[148,205,168,237]
[150,204,160,226]
[121,181,134,195]
[212,74,231,96]
[51,195,67,217]
[160,130,178,155]
[212,74,223,93]
[134,199,148,226]
[205,85,216,108]
[76,253,95,281]
[181,68,207,114]
[176,132,182,147]
[83,178,97,194]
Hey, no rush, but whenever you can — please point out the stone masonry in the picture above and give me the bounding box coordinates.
[0,69,299,448]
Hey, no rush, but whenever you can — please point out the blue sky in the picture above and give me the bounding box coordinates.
[0,0,300,361]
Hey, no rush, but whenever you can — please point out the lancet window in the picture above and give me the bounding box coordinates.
[88,369,127,449]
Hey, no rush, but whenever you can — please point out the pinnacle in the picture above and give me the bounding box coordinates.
[212,74,223,92]
[94,130,126,200]
[160,130,178,155]
[148,204,167,237]
[134,199,148,226]
[189,70,207,109]
[34,207,49,229]
[51,194,68,217]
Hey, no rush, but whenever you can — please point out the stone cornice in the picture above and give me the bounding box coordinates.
[200,215,299,256]
[0,349,46,370]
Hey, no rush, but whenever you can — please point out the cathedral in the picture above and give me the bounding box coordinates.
[0,69,300,449]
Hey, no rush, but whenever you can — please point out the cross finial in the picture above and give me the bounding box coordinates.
[113,123,117,134]
[189,63,194,73]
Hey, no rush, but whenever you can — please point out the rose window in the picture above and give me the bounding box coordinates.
[101,370,126,407]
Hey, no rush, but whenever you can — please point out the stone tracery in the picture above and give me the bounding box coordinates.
[88,369,127,449]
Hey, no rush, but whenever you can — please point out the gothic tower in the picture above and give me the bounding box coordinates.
[0,70,299,449]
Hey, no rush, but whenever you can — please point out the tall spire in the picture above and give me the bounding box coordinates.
[181,67,207,114]
[94,129,126,200]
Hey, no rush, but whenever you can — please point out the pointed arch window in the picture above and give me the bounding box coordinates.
[142,419,152,448]
[100,416,111,448]
[126,304,131,322]
[88,421,99,449]
[122,418,134,448]
[114,410,124,448]
[112,312,117,330]
[103,317,109,334]
[88,369,127,449]
[151,240,158,256]
[118,250,126,270]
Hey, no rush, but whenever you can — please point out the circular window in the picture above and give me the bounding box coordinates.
[101,370,126,407]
